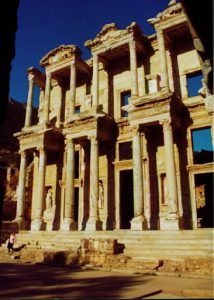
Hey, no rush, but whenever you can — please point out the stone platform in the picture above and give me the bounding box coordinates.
[0,228,213,276]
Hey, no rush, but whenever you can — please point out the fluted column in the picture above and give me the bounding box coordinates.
[161,120,179,229]
[92,54,99,106]
[156,29,169,92]
[61,139,76,230]
[31,148,46,231]
[24,73,34,127]
[43,72,51,123]
[131,127,146,230]
[15,150,27,227]
[86,136,102,230]
[129,38,139,97]
[69,61,76,115]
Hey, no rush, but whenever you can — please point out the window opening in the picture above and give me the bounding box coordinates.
[119,141,132,160]
[187,73,203,97]
[192,127,213,164]
[75,151,79,178]
[120,90,131,117]
[75,106,80,113]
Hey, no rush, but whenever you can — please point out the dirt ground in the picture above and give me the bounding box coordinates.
[0,261,213,299]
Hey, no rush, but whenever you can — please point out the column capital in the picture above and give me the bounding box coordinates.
[65,139,74,150]
[37,146,45,153]
[93,53,99,60]
[33,150,38,158]
[131,125,140,136]
[28,73,35,82]
[129,38,136,49]
[156,28,164,36]
[46,71,51,78]
[89,135,98,144]
[19,150,26,157]
[160,119,172,129]
[70,60,76,67]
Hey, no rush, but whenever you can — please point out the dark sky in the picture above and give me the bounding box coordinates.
[10,0,170,103]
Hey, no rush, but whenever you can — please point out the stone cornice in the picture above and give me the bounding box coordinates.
[147,1,183,27]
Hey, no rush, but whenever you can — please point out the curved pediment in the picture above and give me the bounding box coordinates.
[84,22,142,50]
[40,45,82,67]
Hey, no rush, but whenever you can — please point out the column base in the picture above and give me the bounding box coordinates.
[85,218,102,231]
[160,214,180,230]
[45,221,54,231]
[31,219,45,231]
[60,218,77,231]
[130,215,147,230]
[13,218,26,230]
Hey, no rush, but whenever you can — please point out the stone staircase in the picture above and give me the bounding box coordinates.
[118,229,214,275]
[0,229,213,275]
[119,229,213,259]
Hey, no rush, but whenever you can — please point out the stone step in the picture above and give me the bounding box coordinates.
[118,239,213,248]
[17,228,214,237]
[123,248,213,258]
[122,242,212,249]
[16,234,213,245]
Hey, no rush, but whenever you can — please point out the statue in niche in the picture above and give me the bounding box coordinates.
[43,188,55,229]
[98,180,104,209]
[45,188,53,211]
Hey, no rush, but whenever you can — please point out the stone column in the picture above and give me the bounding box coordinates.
[15,150,27,228]
[61,139,76,230]
[43,72,51,123]
[69,61,76,115]
[86,136,102,230]
[92,54,99,106]
[24,73,34,127]
[161,120,179,230]
[130,127,146,230]
[129,38,139,97]
[31,148,46,231]
[156,29,169,92]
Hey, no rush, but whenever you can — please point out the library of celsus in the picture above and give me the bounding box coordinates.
[12,0,213,241]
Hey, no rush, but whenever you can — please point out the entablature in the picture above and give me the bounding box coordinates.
[63,110,116,143]
[15,127,63,152]
[27,67,46,89]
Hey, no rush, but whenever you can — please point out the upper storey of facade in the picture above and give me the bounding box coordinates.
[17,0,205,137]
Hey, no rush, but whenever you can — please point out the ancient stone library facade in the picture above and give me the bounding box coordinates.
[14,1,213,233]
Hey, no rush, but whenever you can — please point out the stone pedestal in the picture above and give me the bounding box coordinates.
[130,215,147,230]
[60,218,77,231]
[14,218,26,230]
[31,219,44,231]
[85,218,102,231]
[43,207,55,231]
[160,216,180,230]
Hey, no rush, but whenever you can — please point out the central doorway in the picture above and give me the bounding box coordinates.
[120,169,134,229]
